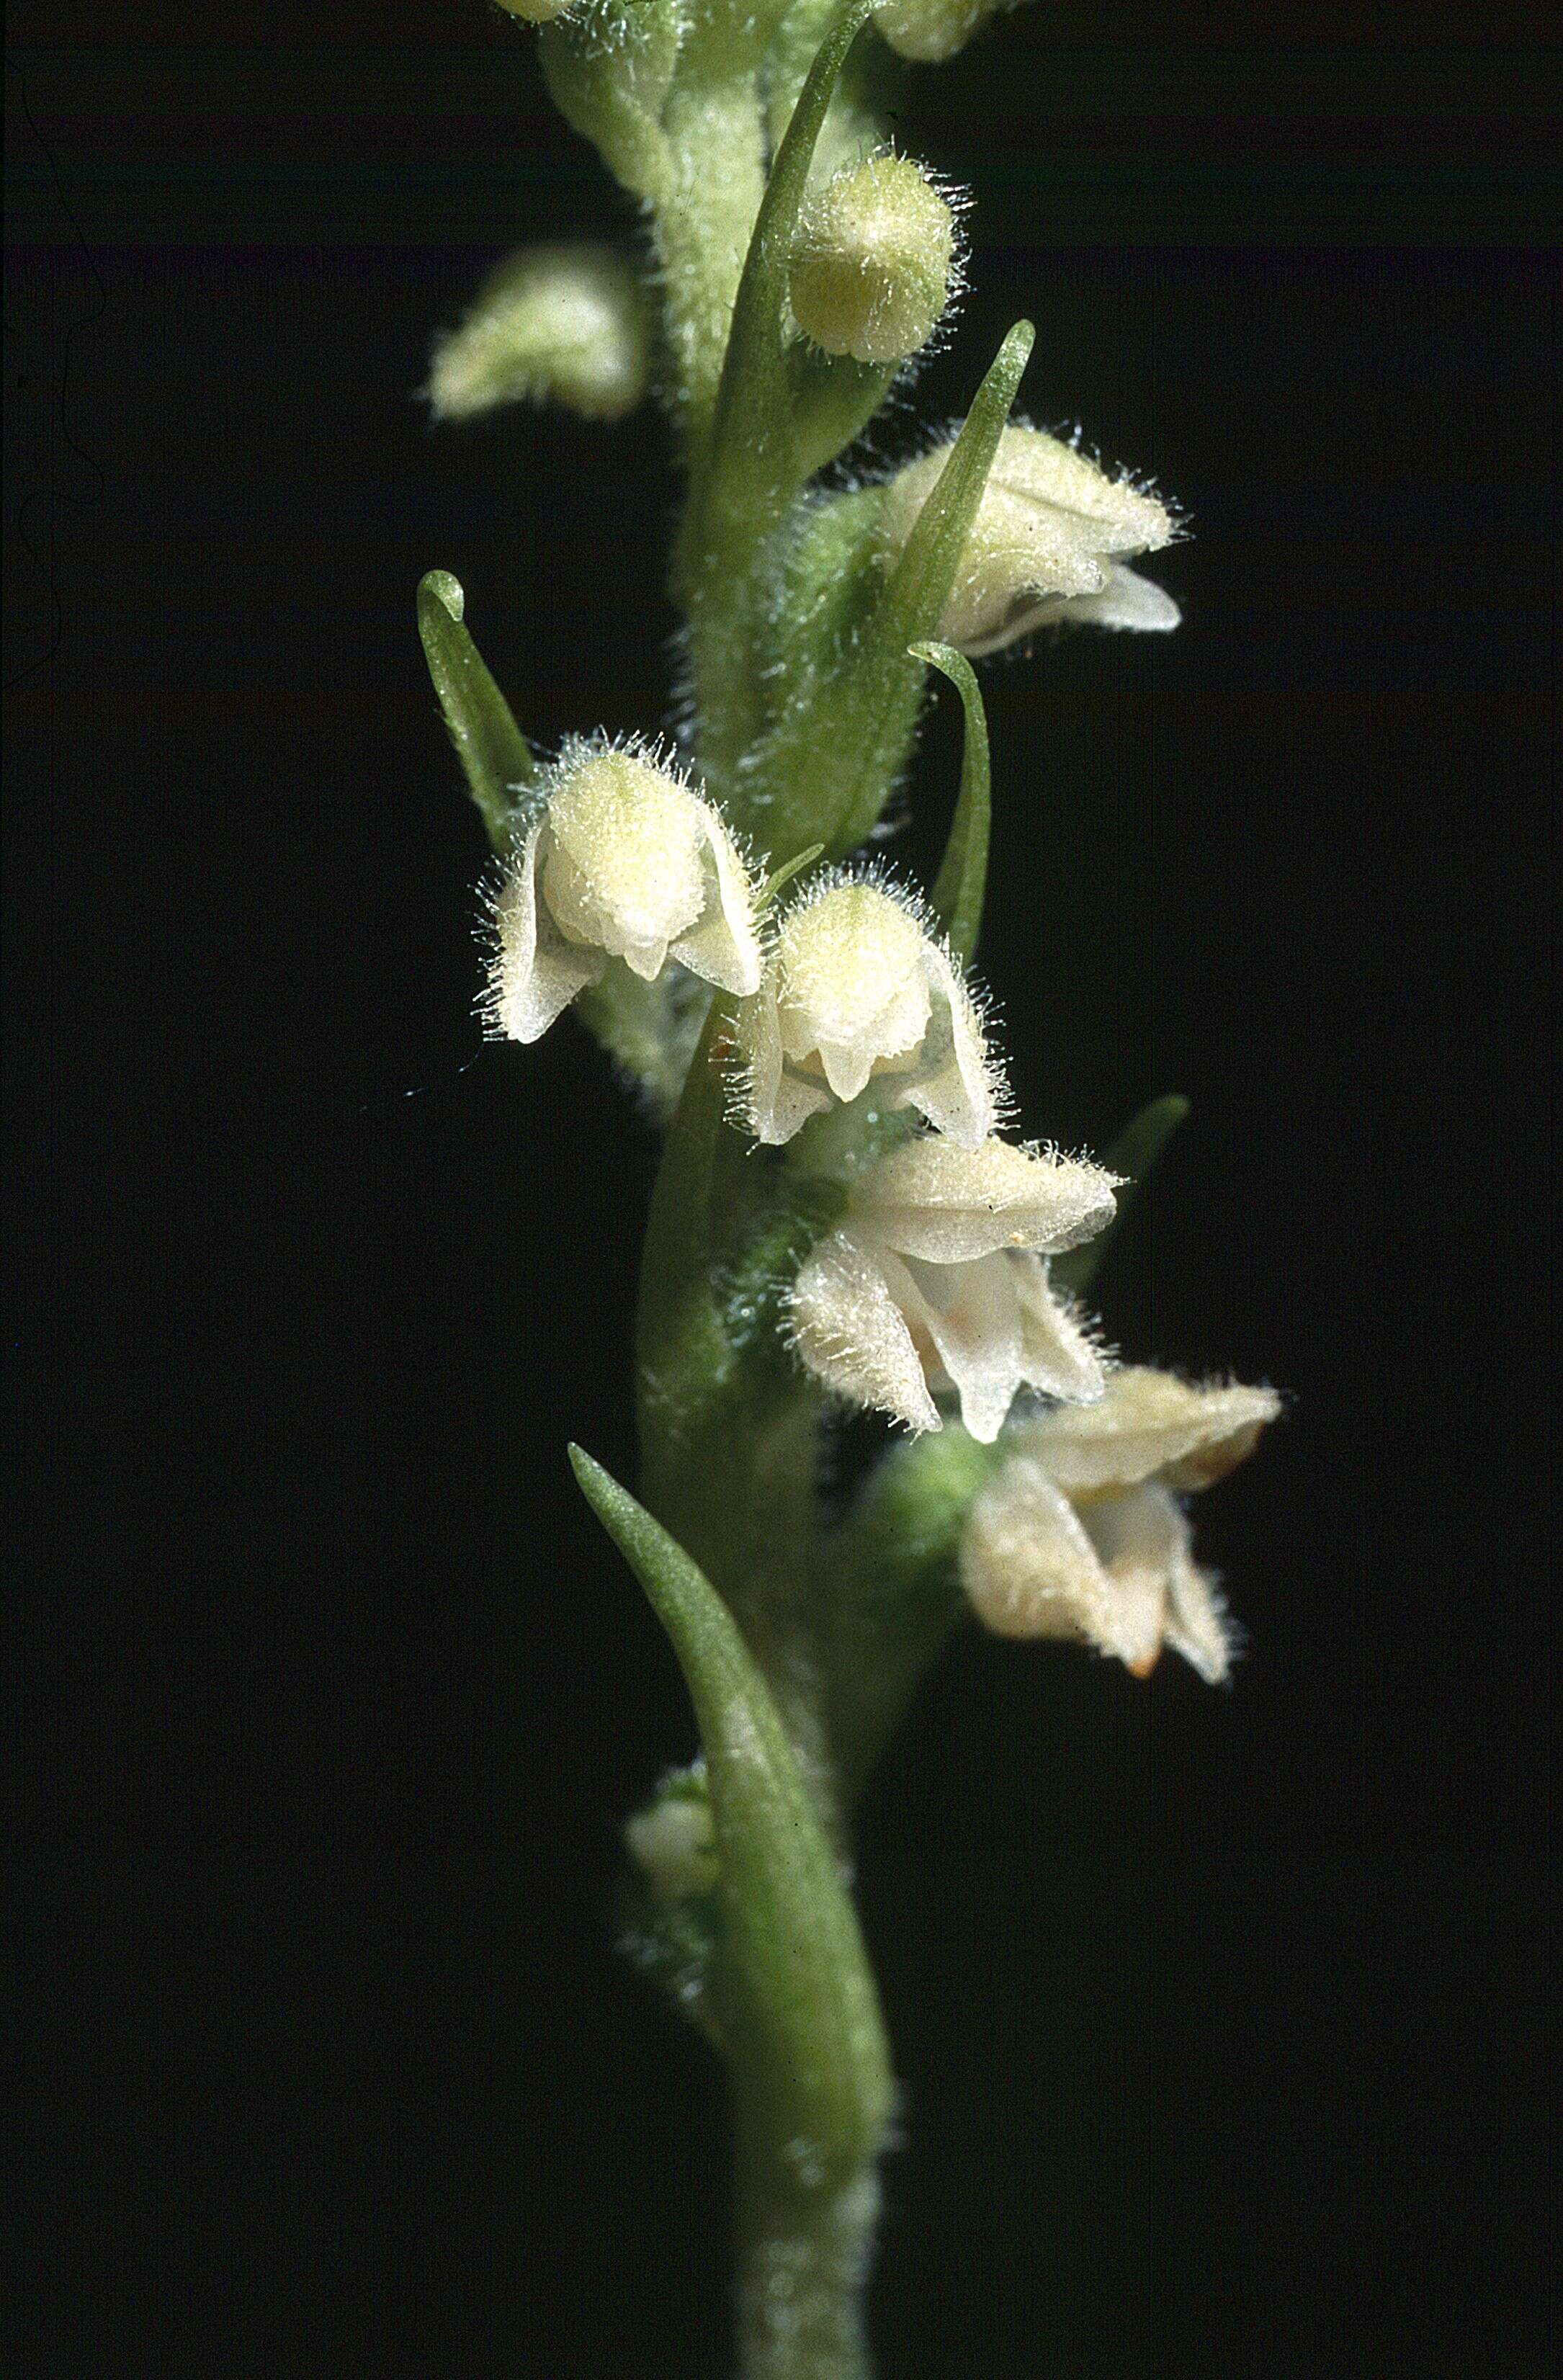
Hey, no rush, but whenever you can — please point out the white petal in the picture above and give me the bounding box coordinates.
[1080,1483,1191,1677]
[1010,1258,1108,1405]
[489,823,601,1044]
[1018,1366,1280,1496]
[960,1455,1119,1642]
[670,805,763,997]
[895,943,998,1149]
[887,1248,1024,1444]
[817,1034,881,1104]
[851,1136,1118,1263]
[962,563,1181,658]
[789,1227,942,1433]
[619,934,672,983]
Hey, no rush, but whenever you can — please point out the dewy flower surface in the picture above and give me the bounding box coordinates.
[960,1368,1281,1676]
[487,745,761,1044]
[880,421,1178,656]
[789,1136,1117,1439]
[738,877,1000,1146]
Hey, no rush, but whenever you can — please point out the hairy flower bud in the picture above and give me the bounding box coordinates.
[872,0,1016,64]
[737,877,1002,1147]
[789,153,958,366]
[487,744,761,1044]
[960,1369,1281,1678]
[427,244,650,424]
[493,0,578,22]
[789,1137,1117,1439]
[880,422,1178,655]
[624,1766,719,1905]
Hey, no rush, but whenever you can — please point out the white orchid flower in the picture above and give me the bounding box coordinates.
[736,875,1002,1148]
[960,1367,1281,1681]
[879,421,1178,656]
[788,1135,1118,1441]
[486,742,761,1044]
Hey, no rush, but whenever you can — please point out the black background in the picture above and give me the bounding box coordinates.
[8,5,1555,2374]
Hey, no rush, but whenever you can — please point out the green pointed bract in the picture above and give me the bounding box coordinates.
[684,1,876,811]
[916,640,991,967]
[1052,1092,1191,1296]
[635,996,745,1462]
[788,345,900,484]
[756,318,1034,860]
[697,0,874,557]
[416,570,537,852]
[569,1447,894,2185]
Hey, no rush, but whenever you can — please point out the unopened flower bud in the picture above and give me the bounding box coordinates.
[624,1766,719,1904]
[789,153,958,367]
[428,243,650,424]
[881,422,1178,656]
[493,0,578,24]
[487,743,762,1044]
[737,877,1002,1147]
[873,0,1016,64]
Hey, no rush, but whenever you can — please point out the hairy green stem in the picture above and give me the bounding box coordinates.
[735,2096,882,2380]
[657,71,767,445]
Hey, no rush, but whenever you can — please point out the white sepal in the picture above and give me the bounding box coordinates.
[488,820,604,1045]
[1011,1366,1281,1497]
[851,1134,1119,1263]
[788,1223,943,1437]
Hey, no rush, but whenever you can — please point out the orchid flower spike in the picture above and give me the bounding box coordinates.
[735,875,1002,1148]
[960,1367,1282,1680]
[485,742,761,1044]
[788,1135,1117,1441]
[880,421,1178,656]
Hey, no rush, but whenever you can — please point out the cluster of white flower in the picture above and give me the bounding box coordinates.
[485,712,1275,1686]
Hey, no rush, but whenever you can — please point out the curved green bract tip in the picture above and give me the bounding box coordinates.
[416,568,537,853]
[568,1445,893,2186]
[1053,1093,1191,1296]
[699,0,874,545]
[915,640,991,967]
[798,316,1034,859]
